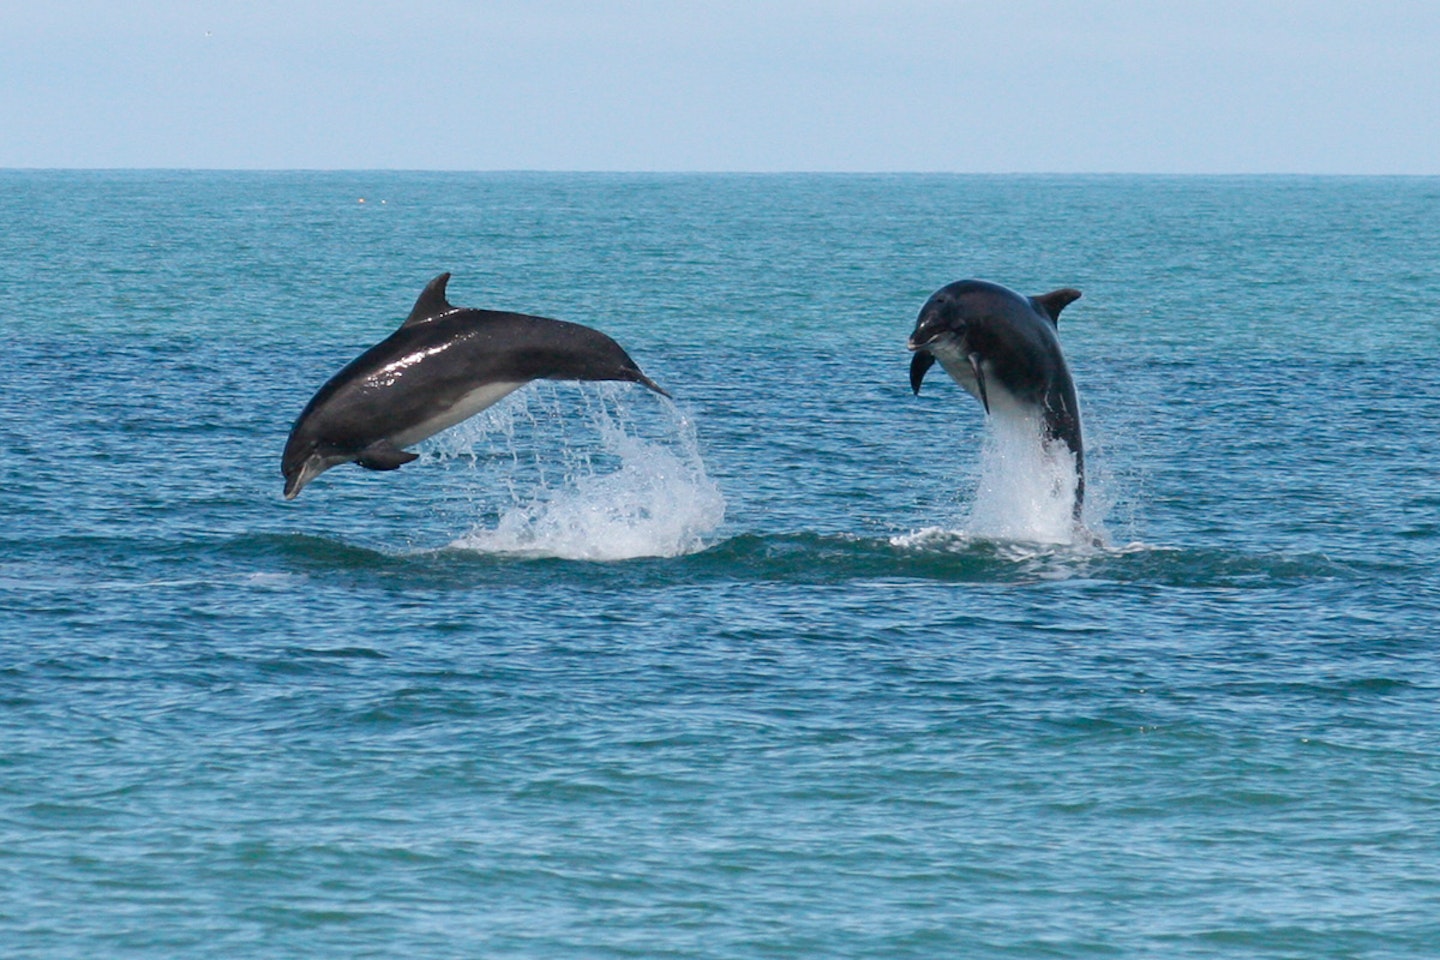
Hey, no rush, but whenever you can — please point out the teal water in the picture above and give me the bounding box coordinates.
[2,172,1438,958]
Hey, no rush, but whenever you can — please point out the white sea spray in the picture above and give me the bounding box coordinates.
[966,403,1083,545]
[892,402,1105,552]
[425,382,725,560]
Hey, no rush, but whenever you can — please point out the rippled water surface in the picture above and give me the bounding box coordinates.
[2,172,1438,958]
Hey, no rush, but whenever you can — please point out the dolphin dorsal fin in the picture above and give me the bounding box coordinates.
[1033,288,1082,327]
[401,273,456,328]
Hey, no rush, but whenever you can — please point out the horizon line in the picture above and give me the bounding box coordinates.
[2,166,1437,179]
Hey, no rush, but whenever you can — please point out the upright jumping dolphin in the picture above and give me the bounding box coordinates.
[282,273,669,499]
[907,279,1086,520]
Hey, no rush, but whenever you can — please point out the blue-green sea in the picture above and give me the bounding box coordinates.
[2,171,1438,958]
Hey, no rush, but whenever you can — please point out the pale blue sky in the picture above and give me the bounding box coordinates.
[3,1,1436,172]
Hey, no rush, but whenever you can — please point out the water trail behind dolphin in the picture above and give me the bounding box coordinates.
[897,404,1102,551]
[429,383,725,560]
[966,405,1084,544]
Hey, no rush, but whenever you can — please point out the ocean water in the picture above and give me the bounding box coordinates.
[1,171,1438,958]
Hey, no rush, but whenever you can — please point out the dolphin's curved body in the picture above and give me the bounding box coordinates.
[282,273,668,499]
[907,279,1085,520]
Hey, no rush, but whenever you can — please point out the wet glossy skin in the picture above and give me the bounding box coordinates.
[282,274,667,499]
[908,278,1085,518]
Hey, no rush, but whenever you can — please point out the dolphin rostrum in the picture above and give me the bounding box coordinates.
[907,279,1085,520]
[282,273,669,499]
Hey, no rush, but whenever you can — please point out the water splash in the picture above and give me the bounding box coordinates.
[967,405,1085,544]
[428,383,725,561]
[898,404,1103,550]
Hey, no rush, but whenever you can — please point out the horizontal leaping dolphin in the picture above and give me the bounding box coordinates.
[907,279,1086,520]
[282,273,669,500]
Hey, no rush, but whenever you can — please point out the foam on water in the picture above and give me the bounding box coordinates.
[895,404,1101,551]
[967,405,1084,544]
[428,383,725,561]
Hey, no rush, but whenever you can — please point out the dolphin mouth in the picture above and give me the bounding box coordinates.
[282,454,329,500]
[907,335,936,352]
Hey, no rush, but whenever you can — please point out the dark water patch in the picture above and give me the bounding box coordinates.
[344,686,493,728]
[234,532,406,571]
[684,532,1020,583]
[19,801,131,830]
[202,529,1381,596]
[682,533,1366,592]
[241,905,376,929]
[1213,676,1421,703]
[297,646,389,660]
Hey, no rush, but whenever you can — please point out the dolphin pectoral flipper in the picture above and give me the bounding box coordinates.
[967,353,990,414]
[355,440,420,471]
[909,351,936,395]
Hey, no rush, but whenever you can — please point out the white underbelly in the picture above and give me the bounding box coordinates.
[929,344,1028,420]
[390,380,527,448]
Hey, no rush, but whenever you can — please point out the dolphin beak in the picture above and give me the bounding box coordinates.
[282,456,327,500]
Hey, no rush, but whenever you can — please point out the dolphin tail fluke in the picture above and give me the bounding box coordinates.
[632,372,672,399]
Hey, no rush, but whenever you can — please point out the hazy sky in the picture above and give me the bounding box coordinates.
[3,1,1436,172]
